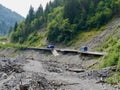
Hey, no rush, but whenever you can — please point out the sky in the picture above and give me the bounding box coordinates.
[0,0,52,17]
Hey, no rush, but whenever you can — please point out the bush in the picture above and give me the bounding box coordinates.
[102,52,119,67]
[101,41,120,68]
[107,73,120,85]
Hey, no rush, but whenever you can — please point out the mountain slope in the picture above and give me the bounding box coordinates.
[73,18,120,50]
[0,4,24,35]
[10,0,120,45]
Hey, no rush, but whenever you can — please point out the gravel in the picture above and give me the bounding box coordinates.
[0,49,119,90]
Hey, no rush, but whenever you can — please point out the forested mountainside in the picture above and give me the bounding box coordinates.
[11,0,120,44]
[0,4,24,35]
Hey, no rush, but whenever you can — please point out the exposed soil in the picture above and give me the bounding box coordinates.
[0,49,119,90]
[81,18,120,51]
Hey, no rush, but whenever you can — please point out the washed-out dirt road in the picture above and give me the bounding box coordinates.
[0,49,119,90]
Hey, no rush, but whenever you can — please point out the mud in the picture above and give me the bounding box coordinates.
[0,49,119,90]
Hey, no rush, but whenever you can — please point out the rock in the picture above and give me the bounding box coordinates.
[19,84,29,90]
[1,73,7,79]
[67,68,85,73]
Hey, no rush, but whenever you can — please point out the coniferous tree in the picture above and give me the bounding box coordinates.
[14,22,18,32]
[36,4,43,18]
[26,6,35,23]
[63,0,80,24]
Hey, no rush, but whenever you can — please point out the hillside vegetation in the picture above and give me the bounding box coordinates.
[97,23,120,68]
[0,4,24,35]
[11,0,120,45]
[98,25,120,86]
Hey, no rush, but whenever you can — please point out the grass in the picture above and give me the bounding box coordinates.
[107,73,120,88]
[97,25,120,51]
[69,26,106,49]
[0,31,47,49]
[97,35,120,87]
[97,34,120,69]
[72,29,99,48]
[0,36,27,50]
[0,43,27,50]
[24,31,47,47]
[0,36,7,41]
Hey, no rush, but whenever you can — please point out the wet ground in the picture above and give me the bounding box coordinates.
[0,49,119,90]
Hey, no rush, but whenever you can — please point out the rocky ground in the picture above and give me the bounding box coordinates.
[0,49,119,90]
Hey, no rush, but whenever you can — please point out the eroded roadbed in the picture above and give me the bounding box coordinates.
[0,49,119,90]
[0,59,118,90]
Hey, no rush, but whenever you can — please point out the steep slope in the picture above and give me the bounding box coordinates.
[78,18,120,51]
[0,4,24,35]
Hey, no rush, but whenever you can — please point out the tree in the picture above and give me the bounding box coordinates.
[111,0,120,15]
[36,4,43,18]
[10,0,120,44]
[14,22,18,32]
[26,6,35,23]
[63,0,80,24]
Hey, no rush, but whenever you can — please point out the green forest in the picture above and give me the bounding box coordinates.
[11,0,120,44]
[10,0,120,66]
